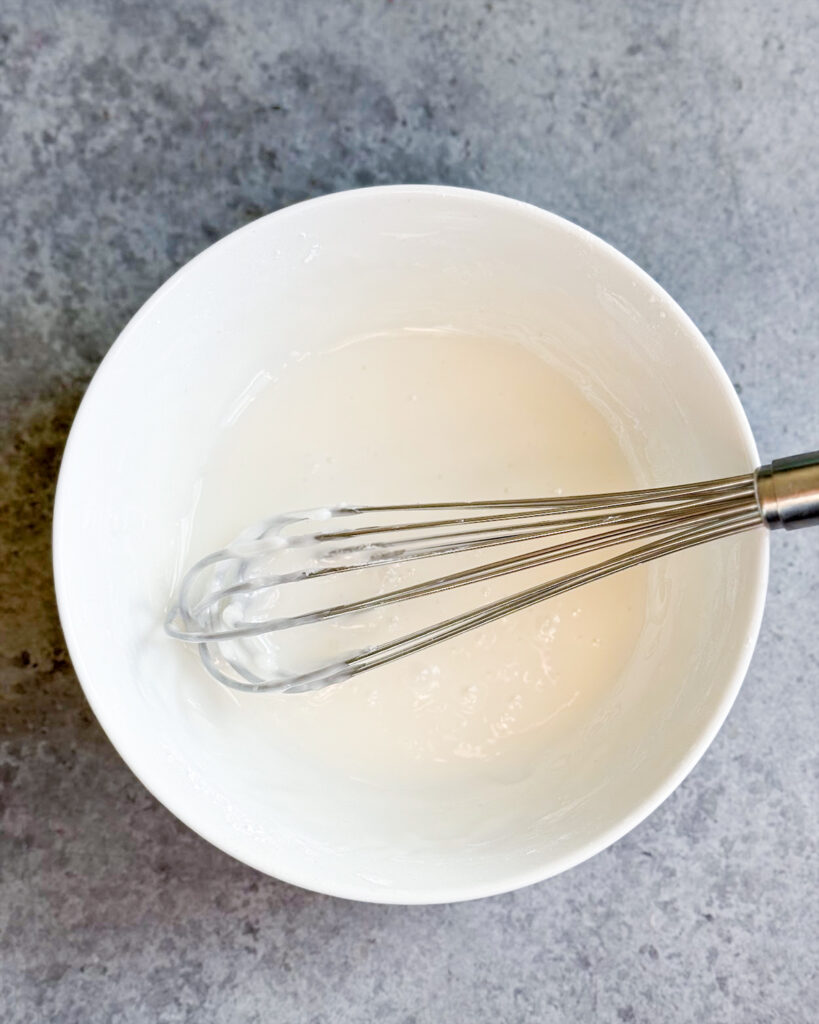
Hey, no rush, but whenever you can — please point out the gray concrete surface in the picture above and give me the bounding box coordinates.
[2,1,818,1021]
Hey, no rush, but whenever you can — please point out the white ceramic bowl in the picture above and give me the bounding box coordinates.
[54,186,767,903]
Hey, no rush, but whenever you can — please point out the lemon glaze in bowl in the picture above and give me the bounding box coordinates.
[53,186,767,904]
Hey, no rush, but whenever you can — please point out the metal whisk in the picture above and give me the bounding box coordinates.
[165,451,819,693]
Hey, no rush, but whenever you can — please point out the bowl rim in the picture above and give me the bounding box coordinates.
[53,184,769,904]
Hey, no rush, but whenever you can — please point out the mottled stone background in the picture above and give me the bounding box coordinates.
[1,1,817,1021]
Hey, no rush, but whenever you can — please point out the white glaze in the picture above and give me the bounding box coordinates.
[180,327,650,788]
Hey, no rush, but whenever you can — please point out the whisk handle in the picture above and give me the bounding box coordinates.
[755,450,819,530]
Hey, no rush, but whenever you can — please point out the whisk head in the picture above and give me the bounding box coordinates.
[166,471,764,693]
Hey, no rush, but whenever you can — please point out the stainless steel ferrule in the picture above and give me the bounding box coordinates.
[754,450,819,530]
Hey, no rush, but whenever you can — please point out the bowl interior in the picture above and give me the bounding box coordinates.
[54,186,766,902]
